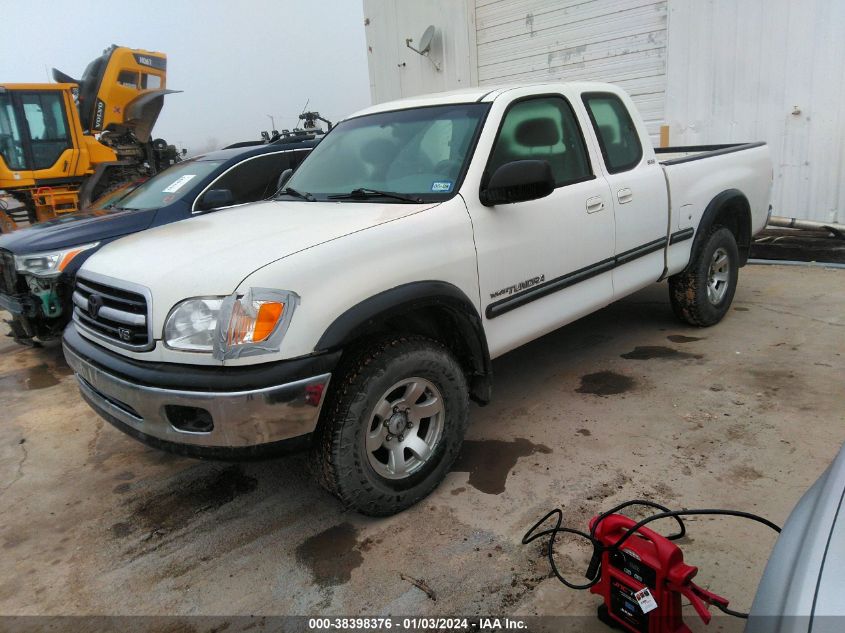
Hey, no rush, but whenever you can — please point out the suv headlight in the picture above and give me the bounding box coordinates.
[14,242,100,277]
[164,288,299,359]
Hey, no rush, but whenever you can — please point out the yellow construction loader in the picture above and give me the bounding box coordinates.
[0,45,182,231]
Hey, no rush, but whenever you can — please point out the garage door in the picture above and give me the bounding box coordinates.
[475,0,668,142]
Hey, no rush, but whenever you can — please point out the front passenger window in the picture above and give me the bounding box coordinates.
[486,96,592,187]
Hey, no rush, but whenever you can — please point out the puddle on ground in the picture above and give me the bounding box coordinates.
[451,438,552,494]
[295,522,363,587]
[620,346,703,360]
[0,364,60,391]
[125,465,258,533]
[41,344,73,376]
[576,371,636,396]
[667,335,704,343]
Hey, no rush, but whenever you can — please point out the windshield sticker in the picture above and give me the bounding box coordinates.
[162,174,197,193]
[431,181,452,192]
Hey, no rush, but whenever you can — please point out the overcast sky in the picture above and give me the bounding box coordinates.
[0,0,371,153]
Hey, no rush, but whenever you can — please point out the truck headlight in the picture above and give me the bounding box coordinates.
[163,298,223,352]
[163,288,299,358]
[14,242,100,277]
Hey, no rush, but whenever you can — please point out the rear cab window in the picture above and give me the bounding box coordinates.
[582,93,643,173]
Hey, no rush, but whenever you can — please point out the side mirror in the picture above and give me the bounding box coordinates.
[197,188,235,211]
[276,168,293,192]
[480,160,555,207]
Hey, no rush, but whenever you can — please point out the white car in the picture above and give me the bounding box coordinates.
[62,82,773,515]
[748,442,845,632]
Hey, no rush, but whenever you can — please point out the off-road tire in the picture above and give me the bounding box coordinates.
[669,226,739,326]
[311,335,469,516]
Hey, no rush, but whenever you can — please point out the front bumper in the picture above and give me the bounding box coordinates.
[63,324,336,458]
[0,292,26,315]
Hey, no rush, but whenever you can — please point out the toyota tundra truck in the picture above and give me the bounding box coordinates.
[62,82,773,515]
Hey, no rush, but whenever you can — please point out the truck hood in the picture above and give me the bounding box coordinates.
[81,199,437,304]
[0,209,156,254]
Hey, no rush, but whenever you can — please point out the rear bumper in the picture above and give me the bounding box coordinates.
[63,324,337,458]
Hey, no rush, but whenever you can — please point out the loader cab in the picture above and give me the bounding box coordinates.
[0,86,78,180]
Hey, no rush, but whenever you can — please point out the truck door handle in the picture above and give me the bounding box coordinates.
[617,188,633,204]
[586,196,604,213]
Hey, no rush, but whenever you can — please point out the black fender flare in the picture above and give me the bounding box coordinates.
[685,188,752,271]
[316,281,493,404]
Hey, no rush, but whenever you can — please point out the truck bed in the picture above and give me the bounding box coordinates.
[658,140,772,278]
[655,142,766,164]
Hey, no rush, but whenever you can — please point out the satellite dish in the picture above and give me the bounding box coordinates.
[418,25,436,55]
[405,25,441,71]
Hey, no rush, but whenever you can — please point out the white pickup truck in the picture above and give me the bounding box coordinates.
[63,82,772,515]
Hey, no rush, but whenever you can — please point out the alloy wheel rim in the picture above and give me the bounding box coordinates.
[707,247,730,305]
[365,377,445,480]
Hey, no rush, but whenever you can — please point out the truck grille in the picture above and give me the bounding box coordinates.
[72,276,152,350]
[0,249,17,295]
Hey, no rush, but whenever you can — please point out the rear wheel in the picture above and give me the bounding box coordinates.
[312,336,469,516]
[669,226,739,326]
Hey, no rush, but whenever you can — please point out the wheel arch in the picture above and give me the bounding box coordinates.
[687,189,752,270]
[316,281,492,405]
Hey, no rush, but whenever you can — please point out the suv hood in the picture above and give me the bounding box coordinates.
[81,199,437,312]
[0,209,156,254]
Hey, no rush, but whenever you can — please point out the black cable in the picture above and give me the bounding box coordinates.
[713,601,752,619]
[522,501,781,619]
[607,509,781,552]
[590,499,687,540]
[522,500,688,590]
[522,508,600,590]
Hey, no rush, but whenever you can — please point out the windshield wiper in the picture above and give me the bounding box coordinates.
[328,188,422,203]
[276,187,315,201]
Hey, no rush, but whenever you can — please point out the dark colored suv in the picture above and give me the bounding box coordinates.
[0,137,318,344]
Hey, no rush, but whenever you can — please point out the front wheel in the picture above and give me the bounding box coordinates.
[668,226,739,327]
[311,336,469,516]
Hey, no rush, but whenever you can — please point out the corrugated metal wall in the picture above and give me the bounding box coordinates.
[665,0,845,222]
[475,0,668,140]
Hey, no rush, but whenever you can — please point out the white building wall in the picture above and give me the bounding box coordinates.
[665,0,845,222]
[362,0,844,221]
[363,0,478,105]
[475,0,668,141]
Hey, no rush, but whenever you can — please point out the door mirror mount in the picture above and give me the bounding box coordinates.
[276,168,293,192]
[480,160,555,207]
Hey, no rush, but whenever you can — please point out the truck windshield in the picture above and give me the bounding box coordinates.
[283,103,489,202]
[114,159,225,211]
